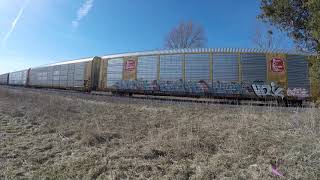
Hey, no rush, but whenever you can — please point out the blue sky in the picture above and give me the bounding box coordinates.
[0,0,293,74]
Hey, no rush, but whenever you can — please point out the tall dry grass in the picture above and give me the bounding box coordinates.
[0,87,319,179]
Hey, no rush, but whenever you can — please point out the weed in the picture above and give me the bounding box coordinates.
[0,87,319,179]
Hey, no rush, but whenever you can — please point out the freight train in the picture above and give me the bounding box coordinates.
[0,48,317,104]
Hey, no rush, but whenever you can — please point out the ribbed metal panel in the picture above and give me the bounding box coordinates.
[213,54,239,82]
[29,67,51,86]
[74,63,85,80]
[185,54,211,81]
[241,53,267,82]
[67,64,75,87]
[52,66,60,86]
[59,64,68,87]
[74,62,86,87]
[30,68,38,86]
[46,66,53,86]
[159,54,183,81]
[29,69,36,85]
[9,70,28,85]
[29,62,87,88]
[0,74,8,84]
[137,56,158,81]
[107,58,123,87]
[287,55,310,91]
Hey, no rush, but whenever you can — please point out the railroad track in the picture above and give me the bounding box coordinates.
[0,85,312,108]
[91,91,280,107]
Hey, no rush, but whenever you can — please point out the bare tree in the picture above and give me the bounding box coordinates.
[164,21,207,49]
[252,22,288,49]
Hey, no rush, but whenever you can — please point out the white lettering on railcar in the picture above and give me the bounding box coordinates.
[287,88,309,98]
[252,82,284,98]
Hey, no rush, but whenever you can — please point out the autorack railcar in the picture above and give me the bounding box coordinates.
[0,73,9,85]
[28,57,101,91]
[97,48,314,102]
[8,69,30,86]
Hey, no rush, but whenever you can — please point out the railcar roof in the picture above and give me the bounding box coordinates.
[32,57,94,69]
[8,69,29,74]
[101,48,316,59]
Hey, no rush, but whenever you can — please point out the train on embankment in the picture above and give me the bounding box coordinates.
[0,48,317,105]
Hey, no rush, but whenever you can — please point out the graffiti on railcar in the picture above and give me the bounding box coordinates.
[112,80,246,95]
[112,80,209,93]
[241,81,263,95]
[212,81,242,94]
[252,82,284,98]
[112,80,293,99]
[159,80,211,93]
[184,80,210,93]
[158,80,184,92]
[287,88,309,98]
[112,80,157,91]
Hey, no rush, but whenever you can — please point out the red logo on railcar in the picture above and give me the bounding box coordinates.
[271,58,285,72]
[125,60,136,71]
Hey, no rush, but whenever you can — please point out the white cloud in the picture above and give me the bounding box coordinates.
[72,0,94,29]
[2,0,30,48]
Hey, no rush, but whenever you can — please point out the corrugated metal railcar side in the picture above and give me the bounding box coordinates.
[9,69,29,86]
[285,55,310,100]
[28,57,100,91]
[0,73,9,85]
[97,48,315,101]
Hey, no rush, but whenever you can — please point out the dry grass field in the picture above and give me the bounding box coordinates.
[0,87,319,179]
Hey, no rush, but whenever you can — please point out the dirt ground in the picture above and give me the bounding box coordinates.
[0,87,319,180]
